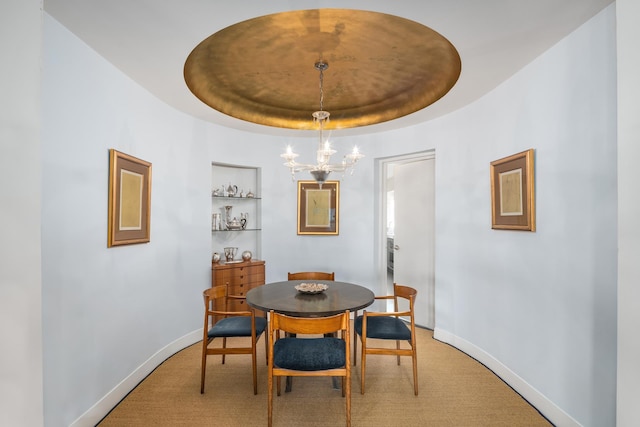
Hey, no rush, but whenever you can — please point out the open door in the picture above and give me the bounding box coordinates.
[391,157,435,329]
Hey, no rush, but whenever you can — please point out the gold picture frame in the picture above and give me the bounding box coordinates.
[108,149,152,247]
[490,149,535,231]
[297,180,339,235]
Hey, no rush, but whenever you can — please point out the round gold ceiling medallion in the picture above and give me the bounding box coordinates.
[184,9,461,130]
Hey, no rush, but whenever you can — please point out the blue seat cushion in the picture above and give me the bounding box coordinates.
[355,315,411,340]
[273,337,345,371]
[208,316,266,338]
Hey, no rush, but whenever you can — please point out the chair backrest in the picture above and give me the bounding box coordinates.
[393,283,417,313]
[203,285,252,325]
[270,310,349,336]
[287,271,335,281]
[203,285,227,315]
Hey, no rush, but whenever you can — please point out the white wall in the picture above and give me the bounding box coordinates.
[433,8,617,426]
[0,1,44,426]
[345,6,617,426]
[616,0,640,425]
[42,16,213,426]
[40,5,619,427]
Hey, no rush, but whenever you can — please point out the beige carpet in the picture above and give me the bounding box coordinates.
[98,327,552,426]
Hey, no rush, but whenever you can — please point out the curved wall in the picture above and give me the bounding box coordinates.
[430,8,617,426]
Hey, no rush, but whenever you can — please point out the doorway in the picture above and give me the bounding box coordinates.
[378,151,435,329]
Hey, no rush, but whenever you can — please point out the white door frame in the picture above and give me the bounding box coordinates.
[375,150,436,298]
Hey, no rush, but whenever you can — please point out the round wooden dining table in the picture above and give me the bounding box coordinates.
[246,280,375,317]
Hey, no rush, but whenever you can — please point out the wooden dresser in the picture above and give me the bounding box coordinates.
[211,259,265,311]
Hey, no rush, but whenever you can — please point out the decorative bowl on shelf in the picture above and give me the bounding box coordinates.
[294,283,328,294]
[226,218,243,230]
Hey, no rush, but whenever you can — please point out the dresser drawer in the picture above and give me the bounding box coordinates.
[211,260,265,308]
[228,282,250,296]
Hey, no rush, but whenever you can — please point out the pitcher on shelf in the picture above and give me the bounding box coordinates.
[226,183,238,197]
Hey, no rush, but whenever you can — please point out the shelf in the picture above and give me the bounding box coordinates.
[212,228,261,233]
[212,195,261,200]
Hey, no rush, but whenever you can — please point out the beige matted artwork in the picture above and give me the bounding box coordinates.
[297,180,339,235]
[490,149,535,231]
[108,149,152,247]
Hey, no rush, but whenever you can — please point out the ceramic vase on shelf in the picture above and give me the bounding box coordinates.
[224,205,233,224]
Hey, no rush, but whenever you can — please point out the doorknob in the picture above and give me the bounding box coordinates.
[394,245,400,250]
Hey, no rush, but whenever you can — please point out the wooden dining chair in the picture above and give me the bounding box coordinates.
[353,283,418,395]
[288,271,361,352]
[286,271,336,335]
[267,310,351,427]
[287,271,335,281]
[200,285,267,394]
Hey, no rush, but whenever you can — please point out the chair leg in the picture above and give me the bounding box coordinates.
[346,374,351,427]
[200,335,212,394]
[268,369,273,427]
[412,346,419,396]
[396,340,401,365]
[360,347,366,394]
[200,347,207,394]
[352,312,358,366]
[252,340,258,395]
[222,337,227,364]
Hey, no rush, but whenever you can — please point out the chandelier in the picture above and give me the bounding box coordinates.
[281,61,364,187]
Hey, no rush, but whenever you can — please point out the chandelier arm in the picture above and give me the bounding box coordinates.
[284,162,318,172]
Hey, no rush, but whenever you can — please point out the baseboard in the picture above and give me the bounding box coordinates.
[433,328,580,427]
[69,329,202,427]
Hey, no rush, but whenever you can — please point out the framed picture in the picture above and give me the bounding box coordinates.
[490,149,535,231]
[297,180,339,235]
[108,149,152,247]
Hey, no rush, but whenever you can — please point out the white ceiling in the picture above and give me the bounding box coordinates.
[43,0,613,137]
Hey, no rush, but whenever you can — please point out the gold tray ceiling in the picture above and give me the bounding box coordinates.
[184,9,461,130]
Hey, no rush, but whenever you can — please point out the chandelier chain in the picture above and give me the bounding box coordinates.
[318,66,324,112]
